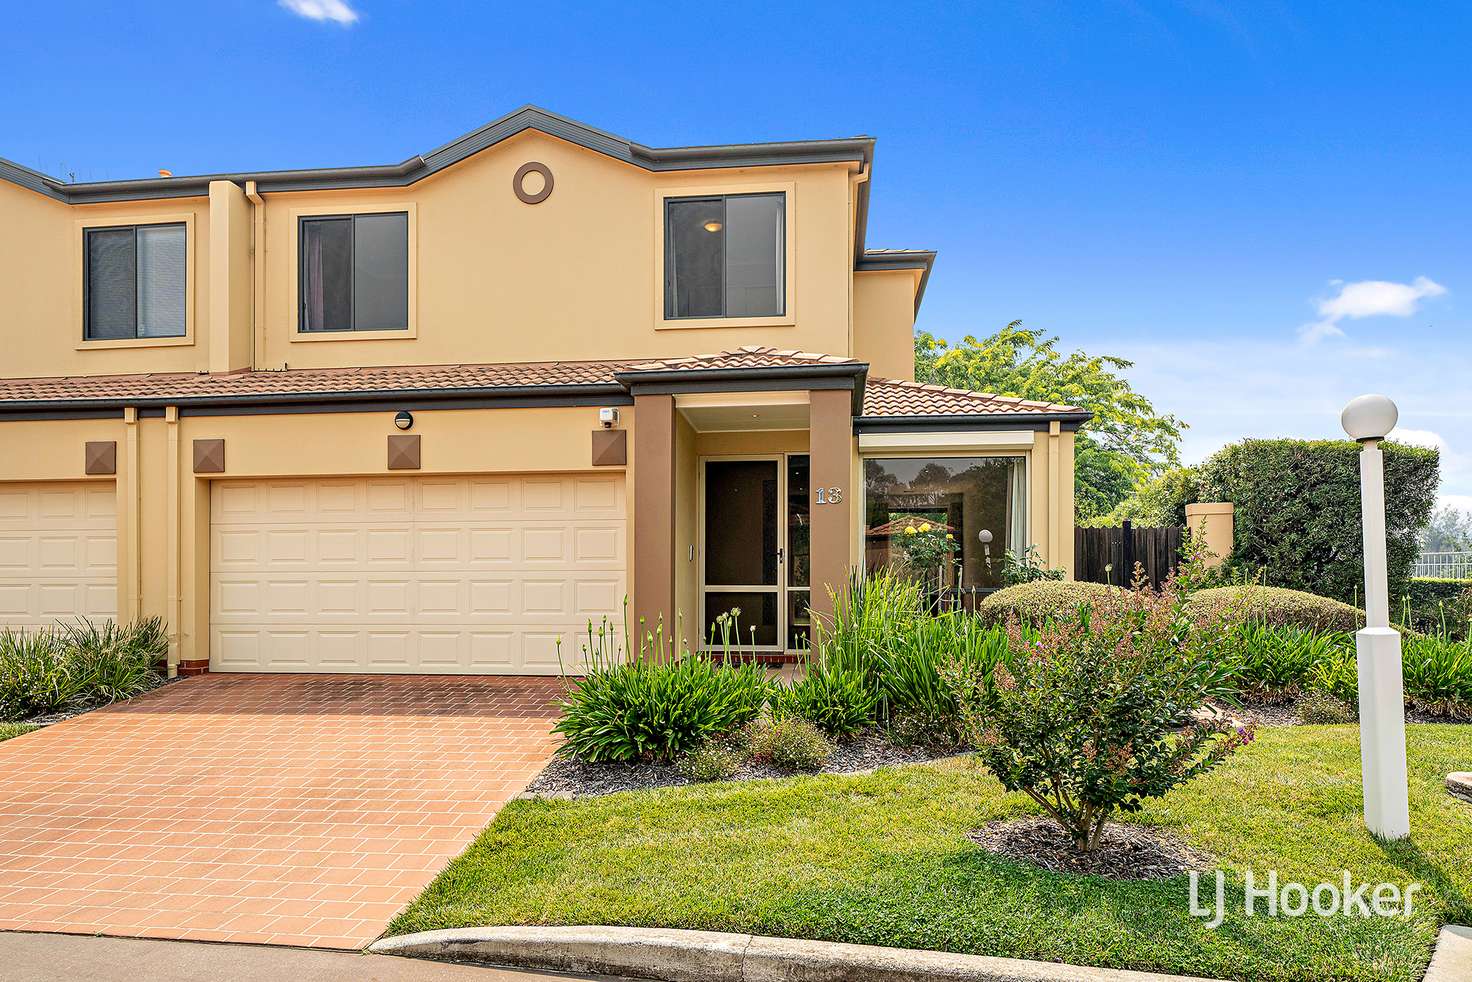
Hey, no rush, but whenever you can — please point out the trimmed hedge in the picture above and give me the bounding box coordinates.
[1183,585,1363,632]
[980,581,1369,634]
[1194,438,1438,603]
[1405,577,1472,639]
[976,580,1114,626]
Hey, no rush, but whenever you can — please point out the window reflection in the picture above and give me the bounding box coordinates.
[863,457,1026,597]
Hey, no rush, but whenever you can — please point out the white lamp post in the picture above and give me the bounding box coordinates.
[1340,393,1410,840]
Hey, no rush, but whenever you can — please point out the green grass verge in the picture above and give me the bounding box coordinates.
[391,726,1472,982]
[0,723,37,742]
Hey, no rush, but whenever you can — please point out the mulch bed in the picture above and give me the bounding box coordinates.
[969,816,1212,880]
[1227,694,1470,728]
[15,675,176,728]
[524,728,962,799]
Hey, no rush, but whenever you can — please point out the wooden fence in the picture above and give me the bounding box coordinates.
[1074,521,1185,588]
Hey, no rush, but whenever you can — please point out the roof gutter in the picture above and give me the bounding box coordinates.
[0,381,633,416]
[853,411,1093,433]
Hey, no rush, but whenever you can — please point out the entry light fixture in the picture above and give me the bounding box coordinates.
[703,220,723,233]
[393,411,414,431]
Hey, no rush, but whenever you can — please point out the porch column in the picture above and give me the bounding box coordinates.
[632,393,677,656]
[809,388,854,625]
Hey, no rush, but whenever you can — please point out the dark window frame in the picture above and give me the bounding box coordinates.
[83,221,187,341]
[664,192,786,320]
[297,211,410,333]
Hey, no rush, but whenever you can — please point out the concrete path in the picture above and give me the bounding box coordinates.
[0,931,606,981]
[0,675,562,948]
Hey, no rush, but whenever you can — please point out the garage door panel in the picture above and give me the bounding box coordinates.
[210,475,625,674]
[0,483,118,631]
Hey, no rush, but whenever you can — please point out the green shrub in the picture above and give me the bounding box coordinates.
[817,569,924,679]
[742,716,832,772]
[62,617,165,704]
[1307,646,1359,704]
[772,660,877,736]
[677,741,744,782]
[1401,634,1472,707]
[1184,585,1364,633]
[1213,623,1354,700]
[1194,438,1438,602]
[948,581,1251,852]
[0,630,84,720]
[975,580,1114,627]
[1297,690,1356,724]
[1403,578,1472,639]
[1000,545,1065,585]
[873,613,1010,744]
[1081,465,1200,529]
[555,654,772,763]
[0,618,163,721]
[554,617,774,764]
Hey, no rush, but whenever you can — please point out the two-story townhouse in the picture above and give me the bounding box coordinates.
[0,107,1085,677]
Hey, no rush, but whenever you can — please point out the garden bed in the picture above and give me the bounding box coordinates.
[392,725,1472,982]
[525,729,960,799]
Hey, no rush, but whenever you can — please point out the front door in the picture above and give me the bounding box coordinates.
[700,455,811,653]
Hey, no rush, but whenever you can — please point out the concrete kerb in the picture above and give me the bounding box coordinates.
[1425,926,1472,982]
[369,925,1231,982]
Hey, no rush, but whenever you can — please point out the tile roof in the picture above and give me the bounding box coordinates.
[0,360,638,405]
[623,346,859,372]
[0,347,1084,420]
[861,377,1084,417]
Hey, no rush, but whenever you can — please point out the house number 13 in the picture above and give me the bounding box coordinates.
[815,487,844,504]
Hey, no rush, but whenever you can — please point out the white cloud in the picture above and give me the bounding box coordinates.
[1299,275,1447,345]
[1297,320,1345,344]
[1388,427,1445,451]
[279,0,358,25]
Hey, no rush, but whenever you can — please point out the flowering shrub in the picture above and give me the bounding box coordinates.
[896,520,953,572]
[946,581,1252,852]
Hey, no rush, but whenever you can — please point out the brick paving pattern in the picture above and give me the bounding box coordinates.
[0,674,562,949]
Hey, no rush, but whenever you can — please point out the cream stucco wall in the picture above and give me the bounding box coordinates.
[0,182,212,379]
[852,269,918,381]
[0,404,627,670]
[254,132,858,369]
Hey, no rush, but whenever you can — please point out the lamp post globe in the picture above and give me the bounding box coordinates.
[1341,394,1398,443]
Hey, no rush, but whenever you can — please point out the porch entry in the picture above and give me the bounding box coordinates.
[699,454,810,652]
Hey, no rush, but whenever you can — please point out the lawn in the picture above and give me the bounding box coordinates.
[391,725,1472,982]
[0,723,37,742]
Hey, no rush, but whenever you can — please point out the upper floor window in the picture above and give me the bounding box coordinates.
[299,212,409,332]
[665,193,784,319]
[84,223,186,340]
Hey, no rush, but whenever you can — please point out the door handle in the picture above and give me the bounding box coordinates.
[777,547,785,564]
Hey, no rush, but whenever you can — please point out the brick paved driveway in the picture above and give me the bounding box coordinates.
[0,675,562,949]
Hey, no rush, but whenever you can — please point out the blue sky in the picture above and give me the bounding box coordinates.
[4,1,1469,506]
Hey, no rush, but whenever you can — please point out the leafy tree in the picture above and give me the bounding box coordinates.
[1421,505,1472,552]
[914,322,1185,521]
[1080,465,1201,528]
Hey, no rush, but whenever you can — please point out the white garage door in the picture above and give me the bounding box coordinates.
[209,475,626,674]
[0,482,118,631]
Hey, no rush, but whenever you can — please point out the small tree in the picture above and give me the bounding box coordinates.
[946,579,1252,851]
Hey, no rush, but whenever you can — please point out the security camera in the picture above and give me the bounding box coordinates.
[598,408,620,429]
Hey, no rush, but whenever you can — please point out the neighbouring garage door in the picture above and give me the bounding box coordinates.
[209,475,626,674]
[0,482,118,631]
